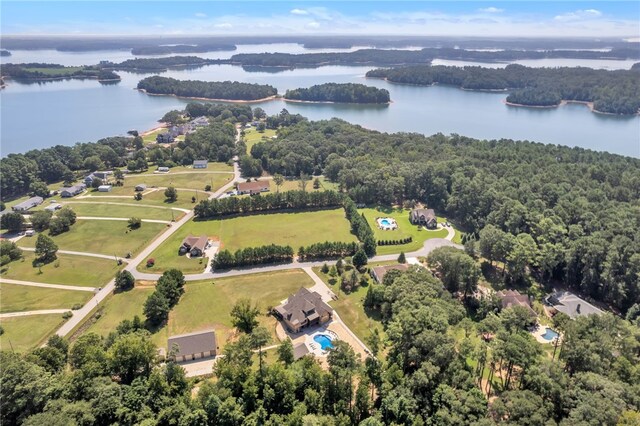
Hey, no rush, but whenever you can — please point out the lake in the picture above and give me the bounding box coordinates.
[1,45,639,157]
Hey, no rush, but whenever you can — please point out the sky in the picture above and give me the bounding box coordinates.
[2,1,639,38]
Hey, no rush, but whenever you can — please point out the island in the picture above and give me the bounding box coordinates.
[136,76,278,101]
[104,56,221,72]
[0,49,10,57]
[130,44,236,55]
[0,63,121,82]
[284,83,390,104]
[366,64,640,115]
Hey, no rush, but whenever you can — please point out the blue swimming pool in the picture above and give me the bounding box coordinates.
[541,328,559,341]
[380,219,392,226]
[313,334,334,350]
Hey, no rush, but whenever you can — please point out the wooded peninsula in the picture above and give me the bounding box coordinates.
[366,64,640,115]
[136,76,278,101]
[0,63,120,82]
[284,83,390,104]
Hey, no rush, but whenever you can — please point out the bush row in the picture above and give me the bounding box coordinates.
[378,237,413,246]
[343,198,376,256]
[213,244,294,269]
[298,241,359,261]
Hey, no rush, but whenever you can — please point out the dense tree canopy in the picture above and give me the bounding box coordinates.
[137,76,278,101]
[284,83,390,104]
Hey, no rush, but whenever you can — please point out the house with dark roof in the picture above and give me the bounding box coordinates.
[410,208,437,229]
[546,290,603,319]
[134,184,147,192]
[496,289,537,317]
[236,180,270,195]
[156,133,174,144]
[371,264,409,284]
[193,160,208,169]
[190,116,209,127]
[273,288,333,333]
[60,184,86,198]
[179,235,209,257]
[12,196,44,212]
[168,329,217,362]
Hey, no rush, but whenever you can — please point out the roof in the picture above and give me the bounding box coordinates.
[293,342,310,360]
[61,184,85,193]
[411,208,436,222]
[98,185,112,190]
[193,160,208,167]
[45,204,61,211]
[135,183,147,188]
[547,290,603,319]
[12,196,44,210]
[372,264,409,282]
[275,287,333,326]
[181,235,208,252]
[237,180,269,192]
[496,290,536,316]
[168,329,217,358]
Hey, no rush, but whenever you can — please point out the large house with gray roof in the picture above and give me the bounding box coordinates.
[12,196,44,212]
[273,288,333,333]
[168,329,217,362]
[410,208,437,229]
[546,290,604,319]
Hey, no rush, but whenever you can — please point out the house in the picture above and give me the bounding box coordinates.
[546,290,603,319]
[167,329,217,362]
[236,180,270,195]
[179,235,209,257]
[60,184,86,198]
[496,290,537,317]
[370,264,409,284]
[12,196,44,212]
[193,160,208,169]
[190,116,209,127]
[410,208,437,229]
[24,229,35,236]
[93,171,112,180]
[293,342,311,360]
[156,133,174,144]
[157,166,170,173]
[134,184,147,192]
[97,185,112,192]
[45,203,62,212]
[273,287,333,333]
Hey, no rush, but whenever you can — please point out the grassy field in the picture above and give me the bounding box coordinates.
[19,219,167,258]
[0,314,66,352]
[61,202,184,221]
[267,177,339,193]
[141,209,356,273]
[83,287,154,337]
[359,207,452,255]
[0,283,92,313]
[150,269,314,349]
[27,66,83,75]
[0,252,121,287]
[123,171,234,192]
[138,164,233,174]
[243,128,277,153]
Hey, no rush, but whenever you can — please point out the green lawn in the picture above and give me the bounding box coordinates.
[267,177,339,193]
[141,209,357,273]
[28,66,83,76]
[19,219,167,258]
[151,269,314,349]
[359,207,452,255]
[61,202,184,221]
[83,287,154,337]
[123,171,234,192]
[1,252,121,287]
[0,283,92,313]
[243,128,277,153]
[0,314,66,352]
[138,164,233,174]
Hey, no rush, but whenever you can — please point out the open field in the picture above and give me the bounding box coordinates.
[151,269,314,349]
[1,252,121,287]
[27,66,83,75]
[61,202,183,221]
[123,171,234,192]
[0,283,91,313]
[19,219,167,258]
[83,286,154,337]
[141,209,356,272]
[243,127,277,152]
[0,314,66,352]
[138,164,233,174]
[359,207,452,255]
[266,177,339,192]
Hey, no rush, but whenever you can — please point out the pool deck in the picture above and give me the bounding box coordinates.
[531,325,561,344]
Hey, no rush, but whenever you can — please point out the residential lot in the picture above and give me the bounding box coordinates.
[0,314,66,352]
[0,283,92,313]
[83,286,154,337]
[61,202,183,221]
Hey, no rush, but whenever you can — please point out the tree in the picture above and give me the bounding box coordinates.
[352,248,368,270]
[34,233,57,264]
[91,177,103,189]
[115,270,135,291]
[398,252,407,264]
[313,178,321,189]
[134,192,143,201]
[249,326,271,380]
[57,207,76,226]
[273,174,284,193]
[427,247,481,297]
[321,263,330,274]
[1,212,24,233]
[253,107,266,119]
[128,217,142,229]
[0,241,22,265]
[30,210,52,232]
[160,110,184,126]
[107,332,156,384]
[277,338,295,365]
[144,292,170,326]
[299,172,310,192]
[164,187,178,202]
[230,298,260,334]
[29,180,49,198]
[84,155,104,172]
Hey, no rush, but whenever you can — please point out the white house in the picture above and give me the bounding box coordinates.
[12,197,44,212]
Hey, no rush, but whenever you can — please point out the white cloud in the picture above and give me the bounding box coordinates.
[214,23,233,29]
[194,12,207,18]
[290,9,308,15]
[306,21,320,29]
[554,9,602,22]
[478,7,504,13]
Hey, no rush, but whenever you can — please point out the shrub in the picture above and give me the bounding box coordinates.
[146,258,155,267]
[62,311,73,319]
[71,304,83,310]
[128,217,142,229]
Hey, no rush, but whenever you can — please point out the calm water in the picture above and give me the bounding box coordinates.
[1,46,639,157]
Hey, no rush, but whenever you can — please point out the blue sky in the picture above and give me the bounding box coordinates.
[2,1,639,37]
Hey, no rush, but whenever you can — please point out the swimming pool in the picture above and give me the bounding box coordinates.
[376,217,398,230]
[313,334,334,350]
[541,327,559,341]
[380,219,392,226]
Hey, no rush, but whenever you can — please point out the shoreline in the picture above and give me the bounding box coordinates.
[283,98,391,105]
[136,88,279,104]
[140,123,168,137]
[504,99,638,116]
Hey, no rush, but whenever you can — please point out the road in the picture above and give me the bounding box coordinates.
[20,247,129,263]
[1,309,69,319]
[0,278,96,292]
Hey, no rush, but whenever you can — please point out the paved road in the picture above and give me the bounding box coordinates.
[19,247,129,263]
[0,278,96,292]
[1,309,69,319]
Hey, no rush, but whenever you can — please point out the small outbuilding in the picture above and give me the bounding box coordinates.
[157,166,170,173]
[193,160,208,169]
[98,185,112,192]
[168,329,217,362]
[135,184,147,192]
[12,196,44,212]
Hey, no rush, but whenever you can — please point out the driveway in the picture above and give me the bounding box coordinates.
[0,309,69,319]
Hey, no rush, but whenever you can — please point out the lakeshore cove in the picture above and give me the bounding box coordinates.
[1,45,639,157]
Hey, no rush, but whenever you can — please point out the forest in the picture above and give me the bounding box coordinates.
[250,117,640,314]
[284,83,390,104]
[366,64,640,114]
[136,76,278,101]
[0,63,120,81]
[106,56,219,71]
